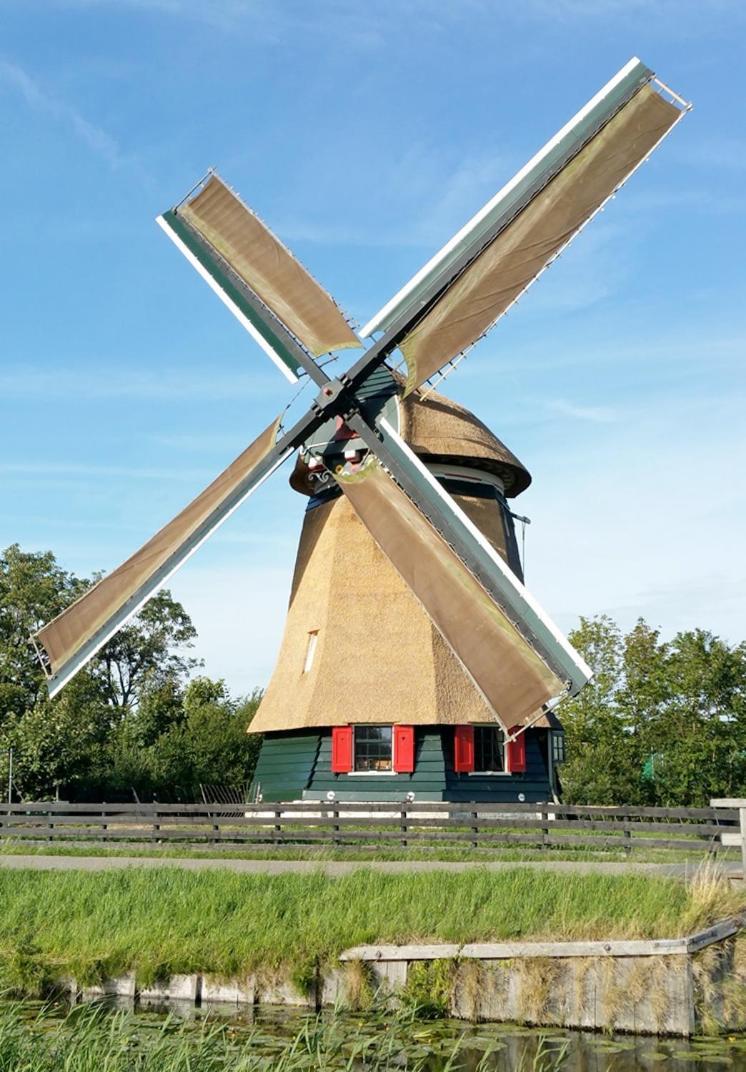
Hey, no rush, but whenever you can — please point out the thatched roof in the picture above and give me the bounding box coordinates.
[251,389,540,735]
[290,385,531,497]
[251,496,550,734]
[399,388,531,496]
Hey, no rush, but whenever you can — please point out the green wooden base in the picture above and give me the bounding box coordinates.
[251,727,555,803]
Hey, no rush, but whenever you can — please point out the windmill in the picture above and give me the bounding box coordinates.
[33,58,689,803]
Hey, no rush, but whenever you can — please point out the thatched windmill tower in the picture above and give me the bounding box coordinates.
[32,59,687,808]
[250,388,565,803]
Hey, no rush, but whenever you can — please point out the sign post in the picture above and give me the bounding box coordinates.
[711,799,746,881]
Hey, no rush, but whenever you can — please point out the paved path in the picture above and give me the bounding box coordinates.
[0,854,740,880]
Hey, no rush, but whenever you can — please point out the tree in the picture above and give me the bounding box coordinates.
[640,630,746,805]
[0,544,86,719]
[0,674,111,800]
[95,591,200,709]
[147,679,263,797]
[0,544,204,800]
[556,616,645,805]
[559,615,746,806]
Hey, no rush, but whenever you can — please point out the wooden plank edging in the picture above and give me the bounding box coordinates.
[339,914,746,963]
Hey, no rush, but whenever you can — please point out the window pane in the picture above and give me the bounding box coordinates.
[552,732,566,764]
[474,727,504,772]
[354,726,393,772]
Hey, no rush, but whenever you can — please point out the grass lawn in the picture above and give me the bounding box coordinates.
[0,864,740,992]
[0,839,737,865]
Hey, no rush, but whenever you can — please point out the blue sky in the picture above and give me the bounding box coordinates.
[1,0,744,695]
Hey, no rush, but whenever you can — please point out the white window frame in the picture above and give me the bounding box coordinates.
[347,724,396,776]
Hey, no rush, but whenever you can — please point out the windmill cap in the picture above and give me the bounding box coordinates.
[290,386,531,497]
[399,386,531,497]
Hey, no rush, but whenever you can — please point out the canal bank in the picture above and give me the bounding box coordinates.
[60,913,746,1037]
[0,865,743,1036]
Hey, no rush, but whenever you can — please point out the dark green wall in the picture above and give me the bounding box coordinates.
[307,730,446,801]
[252,727,554,803]
[443,729,552,804]
[251,730,320,802]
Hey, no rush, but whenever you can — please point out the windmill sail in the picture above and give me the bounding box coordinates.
[335,419,590,727]
[158,174,360,383]
[361,59,686,395]
[35,417,289,698]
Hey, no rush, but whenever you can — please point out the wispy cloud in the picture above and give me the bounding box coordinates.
[0,366,283,401]
[546,400,617,424]
[509,221,629,316]
[277,144,512,251]
[0,59,124,168]
[670,136,746,173]
[40,0,745,32]
[40,0,392,39]
[0,461,212,481]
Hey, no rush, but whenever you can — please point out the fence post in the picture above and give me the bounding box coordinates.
[400,804,408,849]
[332,805,340,847]
[48,806,54,843]
[710,799,746,877]
[152,803,160,842]
[541,804,549,851]
[623,823,632,857]
[101,802,107,843]
[471,807,479,850]
[274,807,282,845]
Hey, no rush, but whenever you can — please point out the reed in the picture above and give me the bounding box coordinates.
[0,1002,542,1071]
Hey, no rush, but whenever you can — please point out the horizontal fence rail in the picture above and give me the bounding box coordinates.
[0,802,739,854]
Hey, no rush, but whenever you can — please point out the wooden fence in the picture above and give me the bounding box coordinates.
[0,801,739,855]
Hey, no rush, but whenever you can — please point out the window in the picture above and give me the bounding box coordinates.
[455,725,525,774]
[474,726,505,773]
[551,731,566,765]
[303,630,318,673]
[354,726,393,772]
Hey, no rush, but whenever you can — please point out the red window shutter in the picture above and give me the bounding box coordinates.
[453,725,475,773]
[393,725,415,773]
[331,726,353,773]
[507,726,526,773]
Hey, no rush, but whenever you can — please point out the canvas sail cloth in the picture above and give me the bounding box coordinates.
[178,175,359,360]
[336,453,576,728]
[35,417,285,697]
[396,84,680,395]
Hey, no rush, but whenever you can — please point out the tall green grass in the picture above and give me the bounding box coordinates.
[0,1002,501,1071]
[0,865,736,992]
[0,1001,583,1071]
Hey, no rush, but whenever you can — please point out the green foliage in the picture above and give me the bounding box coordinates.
[0,868,708,987]
[0,545,263,801]
[401,959,456,1018]
[4,542,745,810]
[0,544,87,717]
[0,1002,504,1071]
[95,590,200,709]
[559,616,746,806]
[145,680,263,798]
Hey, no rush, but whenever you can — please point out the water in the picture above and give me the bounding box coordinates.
[7,997,746,1070]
